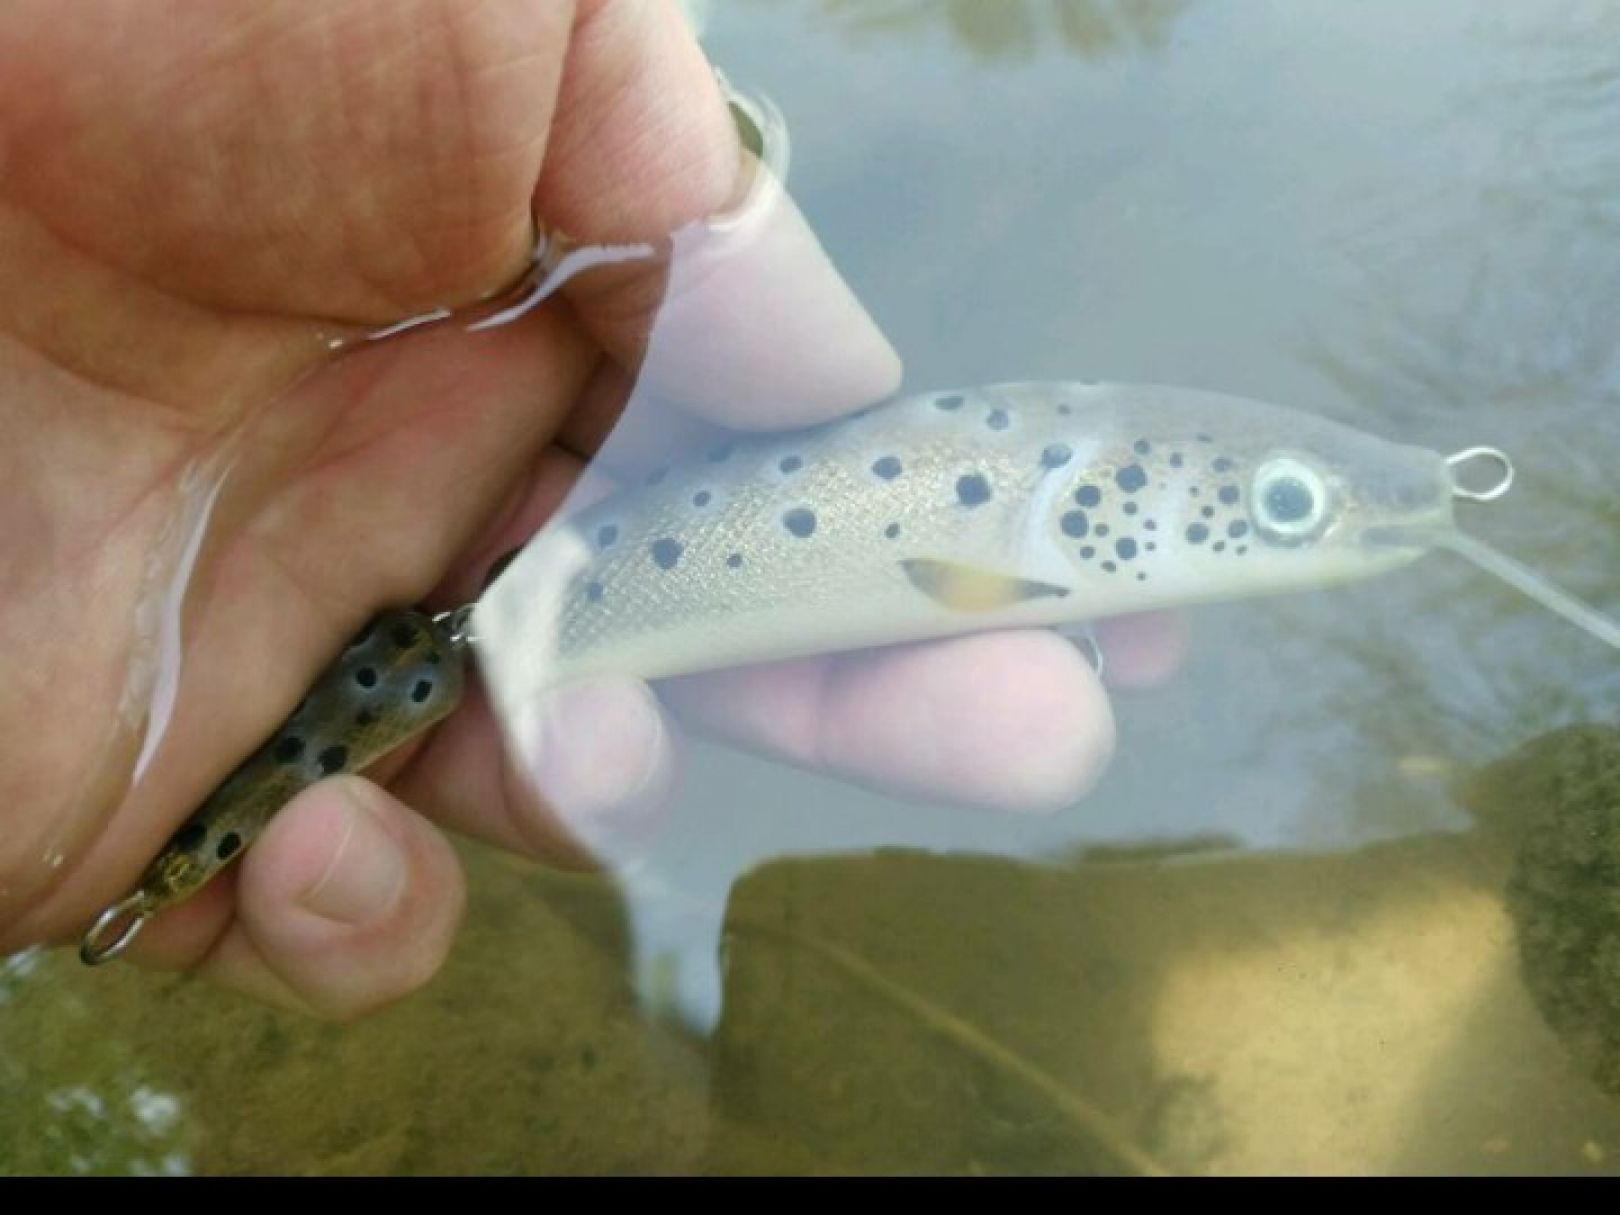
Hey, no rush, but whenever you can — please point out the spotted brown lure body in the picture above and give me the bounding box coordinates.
[80,608,467,964]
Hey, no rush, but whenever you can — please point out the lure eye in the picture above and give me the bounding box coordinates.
[1251,457,1332,543]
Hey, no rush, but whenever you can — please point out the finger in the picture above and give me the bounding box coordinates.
[577,181,905,431]
[427,440,590,609]
[540,0,902,428]
[553,362,736,474]
[3,0,570,319]
[399,437,679,869]
[1095,610,1190,690]
[398,670,678,870]
[662,630,1118,815]
[540,0,738,242]
[187,776,464,1021]
[232,306,595,603]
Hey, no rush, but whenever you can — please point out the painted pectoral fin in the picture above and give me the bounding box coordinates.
[900,558,1071,612]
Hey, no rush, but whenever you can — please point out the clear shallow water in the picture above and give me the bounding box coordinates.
[6,0,1619,1174]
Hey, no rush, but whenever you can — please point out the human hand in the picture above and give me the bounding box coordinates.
[0,0,1183,1019]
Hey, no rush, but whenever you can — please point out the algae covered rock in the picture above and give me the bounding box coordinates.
[1466,725,1620,1097]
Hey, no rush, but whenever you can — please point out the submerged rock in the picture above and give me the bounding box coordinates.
[1463,725,1620,1097]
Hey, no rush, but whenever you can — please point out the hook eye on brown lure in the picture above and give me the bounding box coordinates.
[79,606,474,965]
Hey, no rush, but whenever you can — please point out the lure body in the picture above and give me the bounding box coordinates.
[81,382,1485,963]
[80,609,464,962]
[480,382,1459,692]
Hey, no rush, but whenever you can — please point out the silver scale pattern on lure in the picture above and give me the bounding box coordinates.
[541,382,1454,684]
[81,382,1619,962]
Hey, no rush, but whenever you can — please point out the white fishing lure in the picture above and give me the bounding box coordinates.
[475,380,1617,730]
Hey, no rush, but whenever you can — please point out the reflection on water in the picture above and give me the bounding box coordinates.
[9,0,1620,1176]
[790,0,1192,61]
[1277,1,1620,833]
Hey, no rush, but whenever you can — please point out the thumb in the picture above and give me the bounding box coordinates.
[196,776,465,1021]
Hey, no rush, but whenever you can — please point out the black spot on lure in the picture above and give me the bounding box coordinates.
[80,608,469,964]
[83,382,1620,965]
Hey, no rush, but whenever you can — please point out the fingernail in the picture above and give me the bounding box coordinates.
[299,781,408,925]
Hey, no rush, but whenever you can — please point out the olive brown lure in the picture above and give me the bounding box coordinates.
[79,607,470,964]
